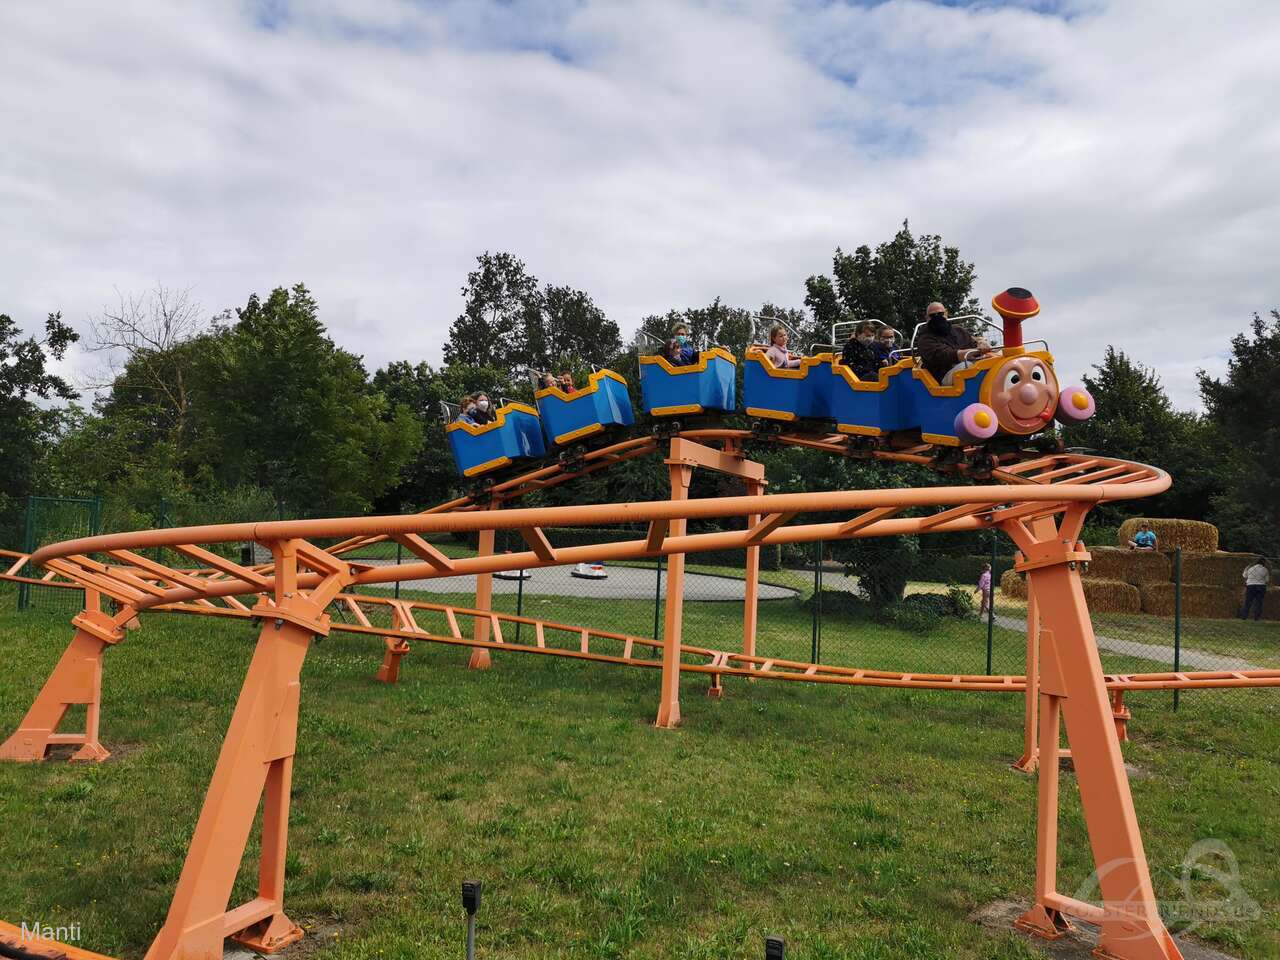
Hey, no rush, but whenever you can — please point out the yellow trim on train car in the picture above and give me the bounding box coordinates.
[639,347,737,375]
[534,367,629,402]
[745,407,798,422]
[555,422,606,445]
[921,433,963,447]
[463,455,513,477]
[743,348,833,378]
[837,423,887,437]
[444,401,540,436]
[828,357,915,393]
[910,350,1054,399]
[649,402,704,416]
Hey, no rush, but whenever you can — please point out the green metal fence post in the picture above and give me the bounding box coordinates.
[18,495,35,610]
[394,541,402,600]
[1173,546,1182,711]
[986,530,997,674]
[90,496,102,536]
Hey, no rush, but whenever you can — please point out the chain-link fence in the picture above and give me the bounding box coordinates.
[999,541,1279,710]
[13,496,102,614]
[7,495,1278,717]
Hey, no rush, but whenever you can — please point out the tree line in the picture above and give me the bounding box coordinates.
[2,221,1277,558]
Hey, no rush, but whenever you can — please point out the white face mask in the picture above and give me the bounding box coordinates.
[858,335,873,344]
[477,399,490,411]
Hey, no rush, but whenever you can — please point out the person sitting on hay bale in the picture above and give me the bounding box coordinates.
[1127,521,1158,551]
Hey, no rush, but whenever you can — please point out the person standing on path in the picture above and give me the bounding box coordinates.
[1240,558,1270,621]
[976,563,993,617]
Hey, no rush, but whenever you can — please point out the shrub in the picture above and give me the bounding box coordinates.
[913,553,1015,585]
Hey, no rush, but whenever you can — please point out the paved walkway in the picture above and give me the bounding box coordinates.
[992,613,1259,672]
[358,560,799,602]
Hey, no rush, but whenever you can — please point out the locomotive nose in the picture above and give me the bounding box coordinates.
[1017,383,1039,404]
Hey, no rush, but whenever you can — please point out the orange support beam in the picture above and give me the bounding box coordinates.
[656,458,692,729]
[1004,519,1181,960]
[468,499,499,670]
[0,609,123,762]
[140,590,333,960]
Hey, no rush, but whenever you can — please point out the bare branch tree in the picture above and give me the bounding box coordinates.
[86,283,209,433]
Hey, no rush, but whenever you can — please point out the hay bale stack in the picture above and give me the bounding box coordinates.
[1181,551,1259,588]
[1116,518,1218,553]
[1000,568,1027,600]
[1265,588,1280,621]
[1139,582,1237,619]
[1085,546,1171,585]
[999,568,1140,613]
[1081,578,1142,613]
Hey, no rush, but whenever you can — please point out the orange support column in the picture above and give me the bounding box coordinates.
[656,460,692,729]
[742,478,763,660]
[468,503,498,671]
[0,609,124,763]
[1006,518,1182,960]
[1013,574,1040,773]
[141,594,329,960]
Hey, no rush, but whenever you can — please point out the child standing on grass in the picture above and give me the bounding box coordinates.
[976,563,992,617]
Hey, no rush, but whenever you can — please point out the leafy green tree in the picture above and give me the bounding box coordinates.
[444,253,622,374]
[0,312,79,541]
[188,284,422,516]
[805,220,983,337]
[1198,310,1280,553]
[371,359,512,511]
[1065,347,1214,525]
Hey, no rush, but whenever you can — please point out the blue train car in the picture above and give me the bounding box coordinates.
[535,369,636,446]
[445,402,547,478]
[827,358,915,437]
[638,348,737,416]
[743,349,834,422]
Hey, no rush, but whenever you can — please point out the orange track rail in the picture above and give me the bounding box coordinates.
[0,435,1260,960]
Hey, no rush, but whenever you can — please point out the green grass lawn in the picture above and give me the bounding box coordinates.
[1,585,1278,959]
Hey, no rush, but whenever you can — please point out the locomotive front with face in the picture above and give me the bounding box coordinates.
[984,354,1059,435]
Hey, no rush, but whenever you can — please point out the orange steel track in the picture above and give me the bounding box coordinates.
[1,434,1273,960]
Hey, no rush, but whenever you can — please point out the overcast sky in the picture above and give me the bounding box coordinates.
[2,0,1277,409]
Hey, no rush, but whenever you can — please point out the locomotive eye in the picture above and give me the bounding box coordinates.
[1031,365,1046,383]
[1003,370,1021,391]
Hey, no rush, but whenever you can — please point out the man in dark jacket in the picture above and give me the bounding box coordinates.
[839,321,881,380]
[915,302,991,384]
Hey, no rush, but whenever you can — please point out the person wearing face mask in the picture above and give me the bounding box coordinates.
[915,301,992,385]
[873,326,898,366]
[471,392,497,424]
[455,394,479,425]
[671,323,697,366]
[839,321,880,381]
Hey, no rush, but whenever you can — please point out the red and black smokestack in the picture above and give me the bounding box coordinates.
[991,287,1040,349]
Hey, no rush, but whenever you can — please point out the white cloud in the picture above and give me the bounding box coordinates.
[1,0,1276,409]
